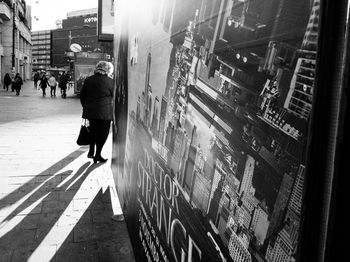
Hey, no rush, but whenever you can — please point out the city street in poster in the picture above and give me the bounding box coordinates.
[112,0,318,261]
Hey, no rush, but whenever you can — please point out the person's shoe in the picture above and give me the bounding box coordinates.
[87,153,94,159]
[93,156,108,163]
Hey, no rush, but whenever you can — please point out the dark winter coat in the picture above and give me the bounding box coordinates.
[80,73,114,120]
[33,72,40,82]
[12,75,23,90]
[39,77,49,89]
[59,73,69,89]
[4,73,12,86]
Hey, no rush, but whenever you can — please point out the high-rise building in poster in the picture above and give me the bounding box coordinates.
[151,96,160,138]
[159,96,168,143]
[169,127,188,173]
[284,0,320,120]
[265,228,294,262]
[265,165,305,261]
[239,155,255,196]
[267,171,295,238]
[228,231,252,262]
[136,95,141,122]
[251,204,270,245]
[145,85,153,129]
[288,165,305,217]
[140,91,146,125]
[183,144,197,195]
[144,53,152,127]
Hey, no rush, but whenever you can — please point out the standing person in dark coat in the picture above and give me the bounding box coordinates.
[59,71,69,98]
[80,61,114,163]
[3,73,12,91]
[33,71,40,89]
[39,74,49,96]
[12,73,23,96]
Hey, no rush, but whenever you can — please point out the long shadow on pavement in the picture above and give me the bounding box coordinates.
[0,150,103,261]
[0,148,86,214]
[51,188,135,262]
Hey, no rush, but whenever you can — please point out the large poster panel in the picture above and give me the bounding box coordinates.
[98,0,114,41]
[113,0,320,261]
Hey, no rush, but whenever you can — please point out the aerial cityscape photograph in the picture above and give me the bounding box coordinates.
[0,0,348,262]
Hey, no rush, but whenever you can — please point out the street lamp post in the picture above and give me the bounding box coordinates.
[12,2,16,68]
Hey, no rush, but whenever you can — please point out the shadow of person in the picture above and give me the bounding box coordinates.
[0,161,102,261]
[52,187,135,262]
[0,148,86,215]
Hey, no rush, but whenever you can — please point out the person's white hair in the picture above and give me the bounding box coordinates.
[106,62,114,77]
[94,61,112,75]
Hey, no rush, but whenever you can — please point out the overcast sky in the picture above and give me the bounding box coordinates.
[27,0,98,31]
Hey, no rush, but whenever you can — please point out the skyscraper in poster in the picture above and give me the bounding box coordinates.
[151,96,160,138]
[239,155,256,196]
[265,165,305,262]
[267,171,295,238]
[140,91,146,125]
[251,203,270,245]
[228,231,252,262]
[284,0,320,120]
[159,96,168,143]
[145,85,153,129]
[265,228,294,262]
[136,96,141,122]
[144,53,152,128]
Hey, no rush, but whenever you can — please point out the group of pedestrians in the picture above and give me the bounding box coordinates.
[33,71,70,98]
[3,72,23,96]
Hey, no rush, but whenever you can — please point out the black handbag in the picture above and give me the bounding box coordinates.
[76,119,91,145]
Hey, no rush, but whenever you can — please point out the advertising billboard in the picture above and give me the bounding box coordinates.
[112,0,321,261]
[98,0,114,41]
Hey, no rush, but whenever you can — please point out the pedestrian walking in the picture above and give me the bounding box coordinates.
[10,72,15,92]
[12,73,23,96]
[80,61,114,163]
[58,71,69,98]
[39,74,49,97]
[48,74,57,97]
[3,73,12,91]
[33,71,40,89]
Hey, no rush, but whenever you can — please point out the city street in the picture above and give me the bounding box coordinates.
[0,81,135,261]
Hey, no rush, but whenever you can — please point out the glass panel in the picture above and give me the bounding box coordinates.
[113,0,321,261]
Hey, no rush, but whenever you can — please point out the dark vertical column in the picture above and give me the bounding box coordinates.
[12,3,16,68]
[298,0,350,261]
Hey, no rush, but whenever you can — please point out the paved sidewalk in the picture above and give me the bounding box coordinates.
[0,82,135,261]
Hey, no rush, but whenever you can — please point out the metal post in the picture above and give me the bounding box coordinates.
[68,30,72,47]
[12,2,16,68]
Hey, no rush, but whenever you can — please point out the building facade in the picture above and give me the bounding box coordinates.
[51,8,112,68]
[31,30,51,71]
[0,0,32,81]
[284,0,320,120]
[265,165,305,261]
[228,231,252,262]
